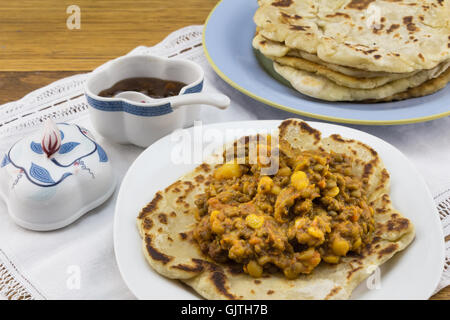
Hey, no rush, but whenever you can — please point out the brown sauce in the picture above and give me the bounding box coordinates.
[98,77,187,99]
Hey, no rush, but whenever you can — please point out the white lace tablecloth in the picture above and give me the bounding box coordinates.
[0,25,449,300]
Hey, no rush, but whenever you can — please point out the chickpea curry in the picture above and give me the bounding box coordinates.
[193,137,375,280]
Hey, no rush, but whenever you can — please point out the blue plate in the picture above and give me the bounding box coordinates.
[203,0,450,125]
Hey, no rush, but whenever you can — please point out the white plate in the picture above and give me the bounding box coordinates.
[114,120,444,300]
[203,0,450,125]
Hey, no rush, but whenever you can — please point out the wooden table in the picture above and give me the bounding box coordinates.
[0,0,448,300]
[0,0,217,103]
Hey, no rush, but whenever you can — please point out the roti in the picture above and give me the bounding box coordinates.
[252,33,421,85]
[137,119,415,299]
[370,66,450,102]
[272,60,449,101]
[254,0,450,73]
[252,32,419,79]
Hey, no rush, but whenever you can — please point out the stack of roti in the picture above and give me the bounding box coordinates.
[252,0,450,102]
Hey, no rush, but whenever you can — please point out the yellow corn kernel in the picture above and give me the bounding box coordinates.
[257,176,274,193]
[353,238,362,249]
[209,210,220,223]
[291,171,309,191]
[323,255,340,264]
[245,214,264,229]
[246,260,263,278]
[271,185,281,195]
[332,238,350,256]
[277,166,291,176]
[211,219,224,234]
[326,186,340,197]
[307,226,324,239]
[214,163,242,180]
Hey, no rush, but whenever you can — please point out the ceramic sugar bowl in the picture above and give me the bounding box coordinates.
[0,120,116,231]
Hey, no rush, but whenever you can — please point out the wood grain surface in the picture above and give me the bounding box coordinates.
[0,0,448,300]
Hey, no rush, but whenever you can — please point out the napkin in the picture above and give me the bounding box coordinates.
[0,25,448,299]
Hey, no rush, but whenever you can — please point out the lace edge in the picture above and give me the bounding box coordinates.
[0,26,205,138]
[0,249,45,300]
[434,187,450,293]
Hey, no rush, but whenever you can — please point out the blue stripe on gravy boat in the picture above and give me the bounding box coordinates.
[86,80,203,117]
[183,81,203,94]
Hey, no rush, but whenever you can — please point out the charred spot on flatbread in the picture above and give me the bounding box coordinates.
[138,192,162,219]
[145,235,173,264]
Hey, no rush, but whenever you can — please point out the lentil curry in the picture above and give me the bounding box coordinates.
[192,137,375,279]
[137,119,415,300]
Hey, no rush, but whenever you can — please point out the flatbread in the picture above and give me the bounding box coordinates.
[274,56,420,89]
[254,0,450,73]
[253,32,419,80]
[370,66,450,102]
[137,119,415,300]
[273,60,449,101]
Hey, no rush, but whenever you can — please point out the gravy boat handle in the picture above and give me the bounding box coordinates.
[170,93,230,110]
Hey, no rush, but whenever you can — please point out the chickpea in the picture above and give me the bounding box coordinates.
[246,260,263,278]
[278,166,291,176]
[257,176,274,193]
[323,255,340,264]
[271,185,281,195]
[211,219,224,234]
[214,163,242,180]
[332,238,350,256]
[246,214,264,229]
[307,226,324,240]
[291,171,309,191]
[209,210,220,224]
